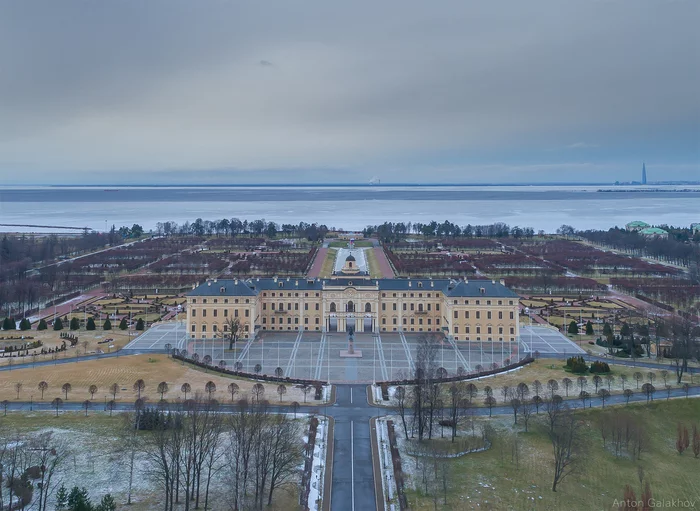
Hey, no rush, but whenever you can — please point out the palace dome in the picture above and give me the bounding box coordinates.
[345,254,356,262]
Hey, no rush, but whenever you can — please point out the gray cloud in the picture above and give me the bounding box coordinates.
[0,0,698,183]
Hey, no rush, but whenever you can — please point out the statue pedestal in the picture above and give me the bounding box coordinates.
[339,350,363,358]
[340,338,362,357]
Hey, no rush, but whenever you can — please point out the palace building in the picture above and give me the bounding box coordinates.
[186,277,520,342]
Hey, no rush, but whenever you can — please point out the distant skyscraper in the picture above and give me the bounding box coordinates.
[641,162,647,184]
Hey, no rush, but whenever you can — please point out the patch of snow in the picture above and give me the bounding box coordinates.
[307,416,328,511]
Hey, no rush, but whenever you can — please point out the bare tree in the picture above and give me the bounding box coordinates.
[32,432,70,511]
[642,383,655,402]
[228,382,240,402]
[110,382,119,400]
[38,380,48,399]
[181,382,191,400]
[550,409,581,491]
[252,383,265,404]
[14,382,22,399]
[158,381,169,400]
[521,401,534,432]
[547,379,559,398]
[225,317,242,350]
[134,378,146,399]
[274,367,283,378]
[633,372,643,389]
[484,395,497,417]
[52,397,63,416]
[604,374,615,392]
[301,384,311,403]
[107,399,116,416]
[276,384,287,402]
[205,381,217,400]
[562,378,572,397]
[592,375,602,393]
[619,374,628,391]
[624,388,633,405]
[61,382,72,399]
[89,384,98,399]
[83,399,91,416]
[598,389,610,408]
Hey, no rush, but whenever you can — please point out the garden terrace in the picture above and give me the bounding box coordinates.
[610,278,700,309]
[504,276,606,293]
[149,253,228,274]
[227,248,317,276]
[470,252,564,276]
[108,274,208,293]
[384,247,477,277]
[514,240,681,277]
[581,226,700,267]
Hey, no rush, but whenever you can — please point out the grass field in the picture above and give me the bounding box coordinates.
[0,329,134,367]
[0,353,326,405]
[364,248,384,279]
[317,248,337,278]
[402,399,700,510]
[381,359,695,408]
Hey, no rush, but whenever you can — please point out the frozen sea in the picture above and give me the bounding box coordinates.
[0,185,698,233]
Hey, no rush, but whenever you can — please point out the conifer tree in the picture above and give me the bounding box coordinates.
[119,318,128,330]
[70,317,80,330]
[103,318,112,330]
[38,319,48,330]
[86,317,96,331]
[53,317,64,331]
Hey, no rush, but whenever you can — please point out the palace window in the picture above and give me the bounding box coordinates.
[224,299,228,304]
[510,312,514,320]
[365,303,371,312]
[192,299,197,304]
[510,327,515,335]
[202,310,207,317]
[454,311,458,319]
[466,326,470,333]
[499,327,503,334]
[476,327,481,334]
[454,327,459,333]
[382,318,386,324]
[213,325,217,332]
[393,303,397,311]
[192,310,196,317]
[191,325,196,332]
[476,311,480,319]
[202,325,207,332]
[418,303,423,312]
[315,304,319,311]
[224,309,228,317]
[330,302,337,312]
[245,310,249,317]
[487,327,492,334]
[213,309,218,317]
[271,317,275,324]
[410,303,414,311]
[382,303,386,311]
[393,318,397,325]
[498,311,503,319]
[203,299,207,304]
[213,299,218,304]
[305,303,309,311]
[487,311,491,320]
[465,311,469,319]
[295,303,299,310]
[436,304,440,311]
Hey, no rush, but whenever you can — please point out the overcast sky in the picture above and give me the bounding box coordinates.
[0,0,698,184]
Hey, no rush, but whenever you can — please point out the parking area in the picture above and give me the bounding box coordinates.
[520,325,586,355]
[123,322,187,352]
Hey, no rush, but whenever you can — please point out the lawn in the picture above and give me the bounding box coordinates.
[588,301,623,309]
[328,240,373,248]
[317,248,337,278]
[0,353,326,405]
[380,358,695,408]
[364,248,384,279]
[402,399,700,510]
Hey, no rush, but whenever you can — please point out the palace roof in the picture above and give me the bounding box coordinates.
[188,277,518,298]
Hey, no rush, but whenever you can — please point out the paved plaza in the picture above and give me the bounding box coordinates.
[520,325,586,355]
[124,323,583,382]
